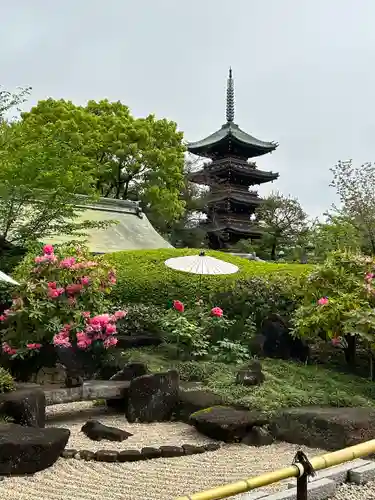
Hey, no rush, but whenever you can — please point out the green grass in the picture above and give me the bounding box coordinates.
[121,347,375,413]
[105,248,312,305]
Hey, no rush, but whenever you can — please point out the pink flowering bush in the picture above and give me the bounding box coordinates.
[292,251,375,370]
[0,244,126,359]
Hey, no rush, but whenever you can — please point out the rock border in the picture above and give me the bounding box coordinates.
[61,442,221,462]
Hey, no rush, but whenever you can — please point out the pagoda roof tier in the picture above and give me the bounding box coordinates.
[202,218,263,238]
[187,122,278,160]
[189,159,279,186]
[205,189,263,207]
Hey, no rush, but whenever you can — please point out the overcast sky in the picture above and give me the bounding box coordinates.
[2,0,374,219]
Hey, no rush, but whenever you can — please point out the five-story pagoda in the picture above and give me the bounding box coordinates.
[187,68,279,249]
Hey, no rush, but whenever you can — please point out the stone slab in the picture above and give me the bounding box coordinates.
[348,462,375,485]
[239,479,336,500]
[287,458,372,487]
[43,380,130,405]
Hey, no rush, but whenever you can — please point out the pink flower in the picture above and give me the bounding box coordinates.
[53,333,72,347]
[173,300,185,313]
[60,257,76,269]
[48,282,57,289]
[2,342,17,355]
[89,314,110,326]
[65,283,82,296]
[34,256,44,264]
[45,254,58,263]
[365,273,375,281]
[76,331,92,349]
[211,307,223,318]
[317,297,329,306]
[43,244,54,255]
[103,336,118,349]
[48,288,60,299]
[82,311,91,319]
[0,315,5,322]
[26,343,42,350]
[81,276,90,286]
[105,323,117,335]
[114,310,127,320]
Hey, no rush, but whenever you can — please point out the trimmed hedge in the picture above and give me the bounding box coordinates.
[105,248,312,306]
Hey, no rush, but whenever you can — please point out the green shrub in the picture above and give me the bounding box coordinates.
[106,248,311,307]
[116,303,165,337]
[0,367,15,393]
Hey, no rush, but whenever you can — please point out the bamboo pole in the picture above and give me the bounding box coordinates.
[175,439,375,500]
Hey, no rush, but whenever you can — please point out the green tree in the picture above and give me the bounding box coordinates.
[21,98,186,228]
[331,160,375,254]
[0,86,31,120]
[256,192,309,260]
[0,118,101,255]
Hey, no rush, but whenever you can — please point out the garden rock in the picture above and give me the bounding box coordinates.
[118,449,142,462]
[81,420,133,441]
[236,360,265,387]
[0,387,46,427]
[126,370,179,423]
[175,387,225,422]
[190,406,269,442]
[241,426,274,446]
[0,423,70,475]
[159,445,184,457]
[33,366,66,386]
[141,447,162,459]
[270,407,375,450]
[261,314,310,362]
[106,362,148,411]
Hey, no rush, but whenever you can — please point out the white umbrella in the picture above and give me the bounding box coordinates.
[165,251,239,276]
[0,270,19,286]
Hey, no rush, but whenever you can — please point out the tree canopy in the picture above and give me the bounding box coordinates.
[21,98,186,227]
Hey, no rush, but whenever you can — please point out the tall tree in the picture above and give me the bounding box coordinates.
[21,98,186,228]
[331,160,375,254]
[0,86,31,121]
[0,118,102,254]
[256,191,308,260]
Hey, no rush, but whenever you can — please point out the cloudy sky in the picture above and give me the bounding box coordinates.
[2,0,375,218]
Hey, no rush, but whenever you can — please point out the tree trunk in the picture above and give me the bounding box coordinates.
[271,239,277,260]
[344,334,356,369]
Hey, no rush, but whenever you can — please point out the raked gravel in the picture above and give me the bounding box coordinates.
[0,401,335,500]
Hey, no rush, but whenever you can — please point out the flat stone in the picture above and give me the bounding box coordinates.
[44,380,130,405]
[182,444,205,455]
[95,450,119,462]
[126,371,179,423]
[81,420,132,441]
[348,462,375,484]
[79,450,96,461]
[0,388,46,427]
[61,449,77,459]
[175,388,225,423]
[242,426,274,447]
[0,423,69,475]
[141,447,162,459]
[190,406,269,442]
[270,407,375,450]
[118,450,143,462]
[159,445,184,458]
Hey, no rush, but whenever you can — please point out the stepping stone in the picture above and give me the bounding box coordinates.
[81,420,132,441]
[0,423,69,475]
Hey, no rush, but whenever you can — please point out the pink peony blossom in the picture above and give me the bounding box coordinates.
[0,315,5,322]
[89,314,110,326]
[53,333,72,348]
[114,310,127,320]
[365,273,375,281]
[173,300,185,313]
[103,336,118,349]
[317,297,329,306]
[43,244,54,255]
[60,257,76,269]
[48,282,57,289]
[2,342,17,355]
[76,331,92,349]
[26,343,42,350]
[65,283,83,296]
[105,323,117,335]
[48,288,60,299]
[82,311,91,319]
[80,276,90,286]
[211,307,223,318]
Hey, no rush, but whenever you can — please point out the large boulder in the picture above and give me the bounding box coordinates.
[175,387,225,423]
[126,370,179,423]
[0,423,69,475]
[190,406,269,442]
[0,387,46,427]
[261,314,310,362]
[106,362,148,411]
[270,407,375,450]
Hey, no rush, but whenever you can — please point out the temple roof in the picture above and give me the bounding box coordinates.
[187,69,278,159]
[206,189,263,206]
[202,218,263,237]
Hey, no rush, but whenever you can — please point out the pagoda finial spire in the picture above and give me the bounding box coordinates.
[226,67,235,123]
